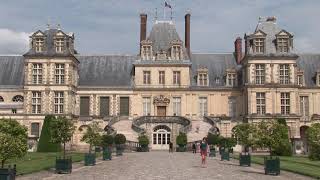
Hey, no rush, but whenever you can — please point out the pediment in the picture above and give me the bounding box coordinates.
[30,30,45,37]
[276,30,293,37]
[253,30,267,37]
[55,30,67,37]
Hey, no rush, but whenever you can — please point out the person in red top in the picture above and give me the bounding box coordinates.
[200,137,208,167]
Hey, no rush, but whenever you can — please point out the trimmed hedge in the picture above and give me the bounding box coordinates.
[37,115,61,152]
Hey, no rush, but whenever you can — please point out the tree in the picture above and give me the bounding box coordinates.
[50,116,76,159]
[138,134,149,147]
[114,134,126,145]
[206,133,221,146]
[306,123,320,160]
[219,137,237,149]
[37,115,61,152]
[232,123,255,152]
[101,134,114,148]
[0,119,28,168]
[176,133,187,147]
[80,121,103,154]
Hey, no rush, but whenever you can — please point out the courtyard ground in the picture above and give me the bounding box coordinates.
[17,151,313,180]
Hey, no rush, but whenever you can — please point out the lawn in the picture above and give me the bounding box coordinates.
[232,154,320,179]
[4,152,87,175]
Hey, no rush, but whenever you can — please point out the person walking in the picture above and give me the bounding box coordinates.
[169,141,173,153]
[192,143,196,154]
[200,137,208,167]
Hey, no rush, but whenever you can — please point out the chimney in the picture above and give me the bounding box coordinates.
[185,13,191,57]
[234,37,242,64]
[140,13,147,44]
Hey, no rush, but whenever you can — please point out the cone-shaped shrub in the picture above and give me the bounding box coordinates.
[37,115,61,152]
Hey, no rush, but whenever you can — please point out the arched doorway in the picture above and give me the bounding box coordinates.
[152,125,171,150]
[300,126,309,155]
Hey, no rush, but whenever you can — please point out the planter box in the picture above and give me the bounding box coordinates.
[84,153,96,166]
[176,146,186,152]
[55,157,72,174]
[220,151,230,161]
[103,147,112,160]
[239,153,251,166]
[264,156,280,175]
[116,145,124,156]
[0,165,16,180]
[209,149,216,157]
[137,146,149,152]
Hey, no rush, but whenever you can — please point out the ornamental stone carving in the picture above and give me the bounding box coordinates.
[153,95,170,106]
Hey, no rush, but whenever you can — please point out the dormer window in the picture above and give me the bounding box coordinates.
[171,45,181,60]
[297,71,304,86]
[35,38,44,52]
[317,73,320,86]
[254,38,265,53]
[141,40,152,60]
[55,38,64,53]
[226,72,236,86]
[197,68,209,86]
[277,38,289,53]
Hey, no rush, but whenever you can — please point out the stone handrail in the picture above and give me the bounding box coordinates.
[104,116,121,135]
[132,116,192,134]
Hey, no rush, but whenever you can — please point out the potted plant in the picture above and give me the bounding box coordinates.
[219,137,236,161]
[207,133,220,157]
[0,118,28,180]
[50,116,76,174]
[176,133,187,152]
[80,121,102,166]
[306,123,320,160]
[101,134,114,160]
[232,123,255,166]
[138,134,149,152]
[253,120,289,175]
[114,134,126,156]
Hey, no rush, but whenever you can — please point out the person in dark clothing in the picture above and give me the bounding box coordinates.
[192,143,196,154]
[169,142,173,153]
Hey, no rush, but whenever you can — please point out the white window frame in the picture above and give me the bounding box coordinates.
[35,38,44,52]
[229,97,236,118]
[54,91,64,114]
[199,97,208,116]
[254,38,264,53]
[279,64,290,84]
[300,96,309,117]
[55,38,64,53]
[227,73,236,86]
[55,63,65,84]
[143,71,151,84]
[159,71,165,85]
[198,73,208,86]
[32,63,43,84]
[256,92,266,115]
[277,38,289,53]
[297,74,304,86]
[171,45,181,60]
[142,45,152,60]
[142,97,151,116]
[32,92,41,114]
[255,64,265,84]
[172,97,181,116]
[280,92,290,115]
[173,71,181,85]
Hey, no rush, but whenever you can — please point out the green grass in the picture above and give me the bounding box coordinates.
[4,152,88,175]
[232,154,320,179]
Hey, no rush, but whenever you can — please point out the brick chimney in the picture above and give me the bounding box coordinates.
[185,13,191,57]
[234,37,242,64]
[140,13,147,44]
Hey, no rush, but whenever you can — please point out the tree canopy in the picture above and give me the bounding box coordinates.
[232,123,255,151]
[306,123,320,160]
[80,121,103,153]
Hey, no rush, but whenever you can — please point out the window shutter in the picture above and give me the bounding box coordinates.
[100,97,110,116]
[120,97,129,116]
[80,97,90,116]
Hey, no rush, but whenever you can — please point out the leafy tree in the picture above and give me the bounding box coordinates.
[306,123,320,160]
[232,123,255,152]
[114,134,126,145]
[176,133,187,147]
[0,119,28,168]
[138,134,149,147]
[206,133,221,146]
[80,121,103,154]
[37,115,61,152]
[219,137,237,149]
[101,134,114,148]
[277,118,287,126]
[50,116,76,159]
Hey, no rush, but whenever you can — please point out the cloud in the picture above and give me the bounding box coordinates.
[0,29,29,54]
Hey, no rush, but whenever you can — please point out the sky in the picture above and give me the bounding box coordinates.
[0,0,319,55]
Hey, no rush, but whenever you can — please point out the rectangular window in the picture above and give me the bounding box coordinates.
[55,38,64,52]
[80,96,90,116]
[173,71,181,85]
[229,97,236,118]
[300,96,309,117]
[278,38,289,53]
[172,45,181,60]
[31,123,40,137]
[279,64,290,84]
[100,97,110,117]
[54,92,64,114]
[32,92,41,114]
[32,63,43,84]
[143,97,151,116]
[256,92,266,115]
[198,73,208,86]
[255,64,265,84]
[35,38,44,52]
[173,97,181,116]
[227,73,236,86]
[120,97,129,116]
[199,97,208,116]
[254,38,264,53]
[297,75,303,86]
[159,71,165,85]
[281,93,290,115]
[55,64,65,84]
[143,71,151,84]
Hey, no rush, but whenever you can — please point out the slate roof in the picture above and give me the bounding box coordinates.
[0,56,24,88]
[297,54,320,87]
[77,55,136,87]
[190,53,239,88]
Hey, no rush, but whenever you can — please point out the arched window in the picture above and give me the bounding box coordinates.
[153,125,171,132]
[0,96,4,102]
[12,95,24,102]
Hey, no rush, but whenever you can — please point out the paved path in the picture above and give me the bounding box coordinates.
[18,151,311,180]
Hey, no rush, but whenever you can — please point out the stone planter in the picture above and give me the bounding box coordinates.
[84,153,96,166]
[220,151,230,161]
[209,149,216,157]
[264,156,280,175]
[103,147,112,160]
[239,153,251,166]
[55,157,72,174]
[116,144,124,156]
[0,165,16,180]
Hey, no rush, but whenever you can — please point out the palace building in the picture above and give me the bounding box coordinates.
[0,13,319,153]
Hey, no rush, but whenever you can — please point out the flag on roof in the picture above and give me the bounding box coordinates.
[165,1,172,9]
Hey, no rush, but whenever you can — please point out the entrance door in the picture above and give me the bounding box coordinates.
[152,125,171,150]
[157,106,166,116]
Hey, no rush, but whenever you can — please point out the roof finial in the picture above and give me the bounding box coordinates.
[47,17,51,30]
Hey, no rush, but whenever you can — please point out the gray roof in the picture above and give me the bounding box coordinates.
[77,55,136,87]
[24,29,76,57]
[0,56,24,87]
[190,53,239,88]
[297,54,320,87]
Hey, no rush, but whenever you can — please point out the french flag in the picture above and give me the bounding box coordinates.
[165,1,172,9]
